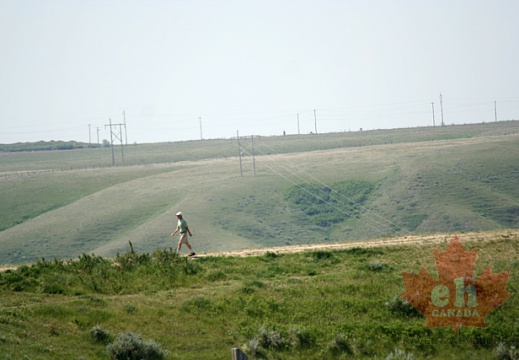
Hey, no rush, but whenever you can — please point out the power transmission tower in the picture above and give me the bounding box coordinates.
[236,131,257,177]
[105,118,126,166]
[494,101,498,122]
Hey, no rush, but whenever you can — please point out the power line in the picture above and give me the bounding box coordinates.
[251,138,412,237]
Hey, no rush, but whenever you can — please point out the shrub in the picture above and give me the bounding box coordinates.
[264,251,278,259]
[368,261,389,271]
[311,250,334,261]
[90,325,111,344]
[288,326,316,348]
[494,342,519,360]
[385,348,416,360]
[385,295,421,317]
[181,256,201,275]
[246,338,265,358]
[115,243,151,270]
[107,332,167,360]
[328,333,353,355]
[152,248,179,265]
[255,326,286,350]
[346,247,384,256]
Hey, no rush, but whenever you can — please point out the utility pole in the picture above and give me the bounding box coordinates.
[237,131,243,177]
[119,123,124,166]
[431,102,436,127]
[297,113,300,135]
[199,117,203,140]
[123,111,128,145]
[88,124,91,144]
[313,109,317,134]
[107,118,115,166]
[251,135,256,176]
[96,127,100,146]
[494,101,497,122]
[439,93,445,127]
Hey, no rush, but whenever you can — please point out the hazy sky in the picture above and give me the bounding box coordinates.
[1,0,518,144]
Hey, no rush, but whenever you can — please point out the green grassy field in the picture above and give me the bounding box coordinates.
[0,122,518,359]
[0,121,518,265]
[0,232,517,359]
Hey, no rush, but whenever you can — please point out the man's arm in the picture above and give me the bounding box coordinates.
[171,228,179,236]
[186,226,192,236]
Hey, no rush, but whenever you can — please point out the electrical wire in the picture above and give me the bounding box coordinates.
[251,137,412,237]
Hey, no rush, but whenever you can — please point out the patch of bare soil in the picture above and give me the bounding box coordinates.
[200,229,519,258]
[1,230,517,270]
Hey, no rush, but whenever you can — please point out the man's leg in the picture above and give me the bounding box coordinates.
[185,240,195,255]
[178,233,188,253]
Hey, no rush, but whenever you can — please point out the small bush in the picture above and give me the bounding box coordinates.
[152,248,179,265]
[385,295,421,317]
[328,333,353,355]
[311,250,334,261]
[246,338,265,358]
[243,280,265,292]
[385,348,416,360]
[346,247,384,256]
[107,332,167,360]
[494,342,519,360]
[182,297,217,314]
[255,326,286,350]
[90,325,111,344]
[181,256,201,275]
[368,261,389,271]
[115,243,151,271]
[288,326,316,348]
[264,252,278,259]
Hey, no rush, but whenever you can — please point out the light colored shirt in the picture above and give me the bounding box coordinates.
[177,218,188,233]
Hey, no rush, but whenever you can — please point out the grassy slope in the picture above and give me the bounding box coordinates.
[0,232,517,359]
[0,122,518,265]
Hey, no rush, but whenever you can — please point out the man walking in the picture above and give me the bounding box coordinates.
[171,211,196,256]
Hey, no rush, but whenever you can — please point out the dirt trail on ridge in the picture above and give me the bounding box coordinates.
[200,229,519,258]
[0,230,517,271]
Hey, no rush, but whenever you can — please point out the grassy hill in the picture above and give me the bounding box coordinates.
[0,121,518,265]
[0,232,517,359]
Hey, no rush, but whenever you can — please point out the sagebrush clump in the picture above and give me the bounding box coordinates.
[494,342,518,360]
[107,332,167,360]
[385,294,421,317]
[90,325,111,345]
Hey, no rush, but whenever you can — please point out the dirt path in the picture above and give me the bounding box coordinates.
[1,229,517,271]
[199,229,519,257]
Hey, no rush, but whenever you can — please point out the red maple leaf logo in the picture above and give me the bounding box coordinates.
[401,235,511,333]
